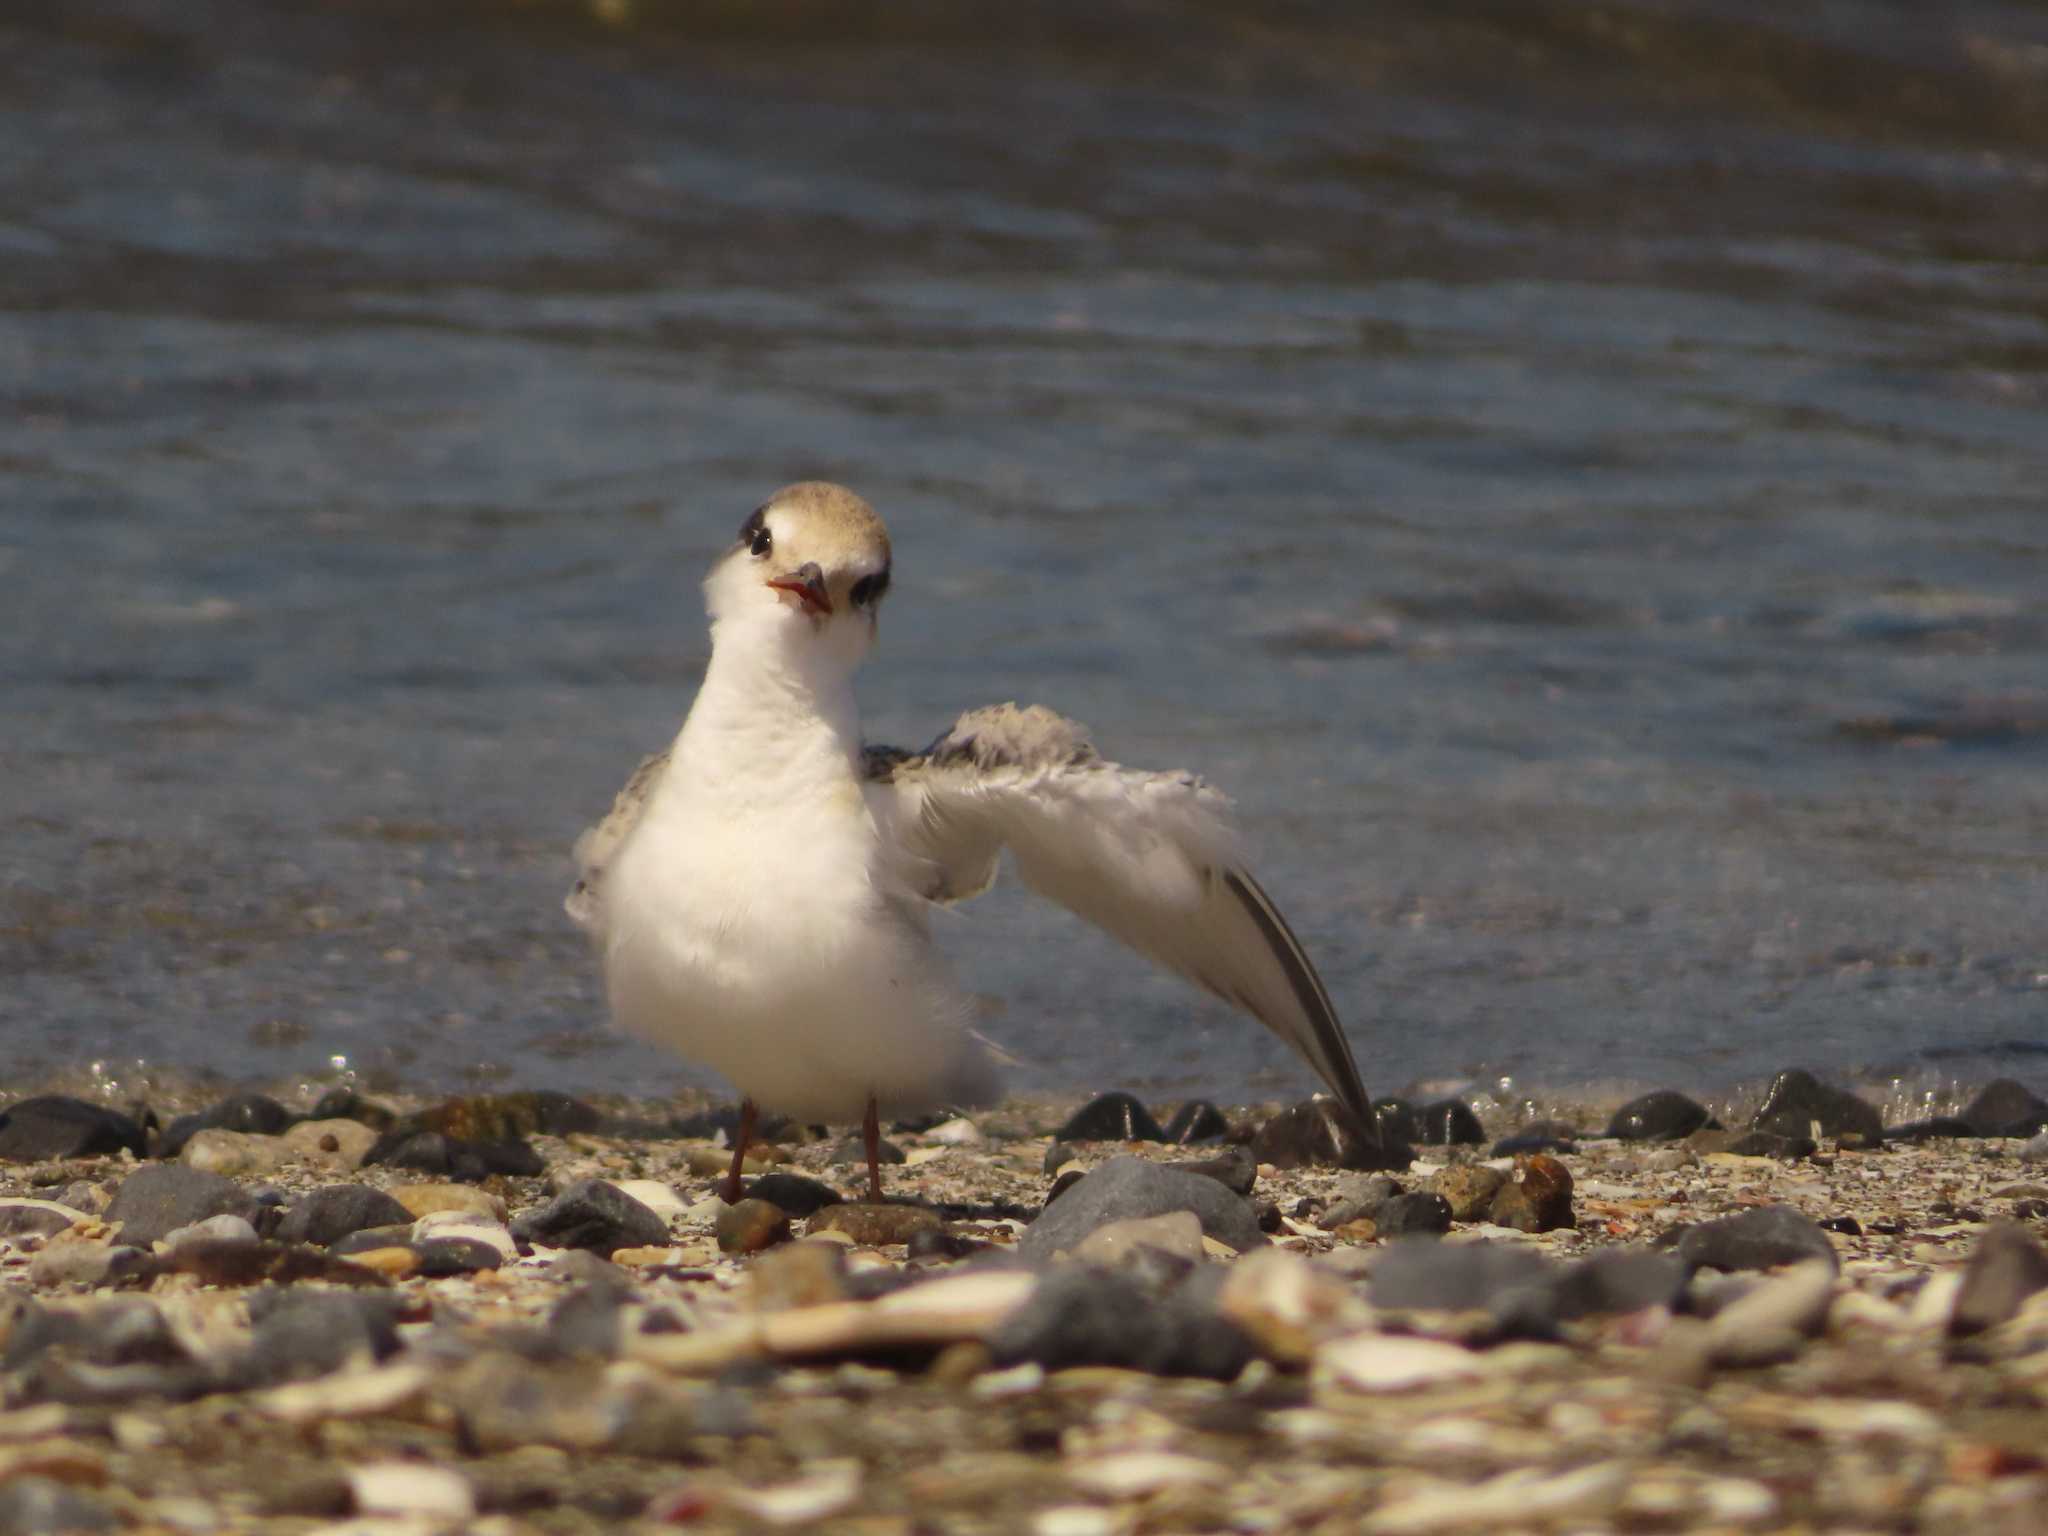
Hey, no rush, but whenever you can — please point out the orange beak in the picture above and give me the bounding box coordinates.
[766,563,832,618]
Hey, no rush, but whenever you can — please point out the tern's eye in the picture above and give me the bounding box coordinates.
[738,508,772,557]
[849,569,889,609]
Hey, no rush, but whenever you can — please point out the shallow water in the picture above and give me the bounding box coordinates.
[6,0,2047,1124]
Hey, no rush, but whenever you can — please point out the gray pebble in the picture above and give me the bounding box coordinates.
[1020,1156,1265,1261]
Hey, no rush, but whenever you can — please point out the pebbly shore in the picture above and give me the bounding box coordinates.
[2,1072,2047,1535]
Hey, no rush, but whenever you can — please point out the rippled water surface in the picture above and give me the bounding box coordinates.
[7,0,2048,1121]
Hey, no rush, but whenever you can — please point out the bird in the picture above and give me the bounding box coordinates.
[567,482,1374,1205]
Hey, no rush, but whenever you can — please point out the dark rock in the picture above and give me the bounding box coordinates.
[1820,1216,1863,1236]
[308,1088,397,1130]
[1162,1101,1231,1144]
[1949,1221,2048,1336]
[1488,1154,1576,1234]
[363,1130,544,1182]
[408,1091,604,1142]
[511,1180,669,1255]
[1252,1098,1403,1172]
[103,1164,262,1249]
[1960,1079,2048,1138]
[0,1097,147,1163]
[1606,1091,1712,1141]
[413,1238,504,1276]
[1372,1098,1421,1144]
[1672,1204,1839,1275]
[1491,1119,1580,1157]
[671,1104,793,1142]
[1416,1099,1485,1146]
[1055,1093,1165,1143]
[157,1238,391,1288]
[716,1199,792,1254]
[987,1268,1255,1379]
[1174,1145,1257,1197]
[1428,1165,1508,1222]
[273,1185,415,1247]
[743,1172,843,1217]
[1319,1173,1403,1231]
[547,1283,629,1357]
[1020,1156,1265,1261]
[0,1202,78,1239]
[1542,1249,1687,1321]
[1717,1130,1818,1160]
[158,1093,296,1158]
[1368,1238,1553,1314]
[829,1135,906,1168]
[329,1225,419,1258]
[241,1288,402,1386]
[806,1204,944,1246]
[1750,1069,1884,1147]
[0,1478,117,1533]
[1377,1192,1453,1237]
[1884,1116,1978,1142]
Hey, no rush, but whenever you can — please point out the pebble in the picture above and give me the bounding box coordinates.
[158,1213,259,1252]
[805,1204,943,1246]
[274,1185,416,1247]
[1319,1174,1402,1229]
[26,1242,150,1291]
[1959,1078,2048,1138]
[925,1117,983,1146]
[1750,1068,1884,1146]
[0,1098,147,1163]
[178,1129,292,1179]
[828,1135,906,1168]
[1019,1155,1265,1260]
[1252,1098,1403,1171]
[1314,1333,1485,1393]
[986,1267,1254,1379]
[716,1199,793,1254]
[412,1237,505,1276]
[1427,1164,1506,1221]
[1054,1093,1165,1143]
[307,1088,397,1130]
[745,1240,852,1311]
[388,1183,505,1222]
[1368,1238,1552,1316]
[159,1094,296,1158]
[1486,1154,1575,1233]
[1415,1099,1485,1145]
[511,1180,670,1255]
[1173,1144,1257,1196]
[743,1172,843,1217]
[1674,1203,1838,1273]
[404,1090,603,1141]
[280,1119,381,1171]
[1215,1248,1371,1364]
[1160,1101,1231,1144]
[1948,1220,2048,1335]
[2022,1132,2048,1164]
[1067,1450,1228,1497]
[1071,1211,1206,1268]
[608,1179,688,1223]
[1363,1462,1627,1534]
[1606,1090,1712,1141]
[1706,1260,1837,1366]
[0,1200,86,1239]
[411,1212,518,1260]
[243,1290,403,1386]
[1376,1192,1453,1237]
[102,1165,261,1249]
[349,1463,475,1521]
[363,1130,544,1181]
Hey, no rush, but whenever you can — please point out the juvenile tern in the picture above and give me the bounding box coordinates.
[568,482,1374,1203]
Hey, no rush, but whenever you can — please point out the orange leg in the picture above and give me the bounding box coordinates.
[721,1097,757,1205]
[863,1093,885,1204]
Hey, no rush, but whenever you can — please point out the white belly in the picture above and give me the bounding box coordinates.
[599,789,997,1123]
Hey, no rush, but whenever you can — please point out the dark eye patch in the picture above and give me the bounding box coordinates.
[738,507,772,557]
[850,568,890,608]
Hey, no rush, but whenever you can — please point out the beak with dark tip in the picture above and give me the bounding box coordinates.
[766,562,833,617]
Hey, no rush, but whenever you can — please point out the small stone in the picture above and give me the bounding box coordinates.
[1055,1093,1165,1143]
[330,1225,421,1258]
[1369,1238,1556,1316]
[363,1130,543,1181]
[26,1242,150,1291]
[388,1184,506,1222]
[274,1185,416,1247]
[610,1180,689,1223]
[1320,1173,1403,1229]
[1372,1098,1420,1143]
[717,1199,793,1254]
[1959,1078,2048,1138]
[157,1238,391,1288]
[1949,1220,2048,1335]
[1487,1154,1575,1233]
[1706,1260,1836,1367]
[178,1129,291,1179]
[1606,1090,1712,1141]
[0,1200,85,1239]
[1042,1143,1078,1177]
[1416,1099,1485,1145]
[549,1249,630,1288]
[744,1173,843,1217]
[281,1118,380,1170]
[1315,1333,1486,1392]
[411,1211,518,1258]
[1073,1211,1206,1268]
[349,1463,475,1522]
[159,1094,295,1158]
[805,1204,944,1246]
[1377,1193,1454,1237]
[412,1237,504,1276]
[1214,1247,1371,1364]
[1161,1101,1231,1144]
[1539,1249,1686,1322]
[0,1098,147,1163]
[512,1180,670,1255]
[2022,1132,2048,1164]
[242,1289,403,1386]
[547,1282,629,1356]
[987,1267,1254,1379]
[159,1213,259,1252]
[102,1164,261,1249]
[1491,1119,1580,1156]
[1021,1156,1265,1261]
[405,1090,603,1141]
[1427,1165,1507,1222]
[829,1135,906,1167]
[307,1088,397,1130]
[1174,1145,1257,1196]
[746,1241,852,1311]
[1673,1204,1838,1274]
[1750,1068,1884,1146]
[925,1117,983,1145]
[1252,1099,1403,1171]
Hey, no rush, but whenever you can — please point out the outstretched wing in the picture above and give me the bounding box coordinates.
[565,750,670,938]
[864,703,1373,1126]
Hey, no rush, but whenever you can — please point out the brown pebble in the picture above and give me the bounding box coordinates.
[746,1240,851,1311]
[1430,1163,1509,1222]
[1488,1153,1576,1233]
[346,1246,422,1280]
[805,1204,944,1246]
[716,1198,792,1255]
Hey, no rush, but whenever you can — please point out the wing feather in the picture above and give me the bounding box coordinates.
[866,704,1373,1126]
[566,749,670,937]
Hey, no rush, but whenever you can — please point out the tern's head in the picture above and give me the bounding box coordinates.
[704,482,893,670]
